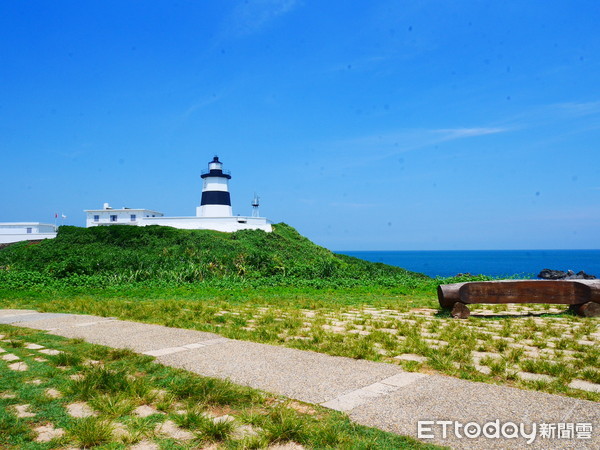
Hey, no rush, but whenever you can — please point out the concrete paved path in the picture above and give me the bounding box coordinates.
[1,309,598,449]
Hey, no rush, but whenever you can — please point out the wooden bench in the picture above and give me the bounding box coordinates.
[438,279,600,318]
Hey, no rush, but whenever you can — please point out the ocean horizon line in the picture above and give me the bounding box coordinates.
[335,249,600,278]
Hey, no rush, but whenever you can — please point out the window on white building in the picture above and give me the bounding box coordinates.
[26,227,32,234]
[94,215,99,222]
[110,215,117,222]
[130,214,136,221]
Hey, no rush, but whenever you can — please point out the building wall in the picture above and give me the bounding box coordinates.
[0,233,57,244]
[140,216,272,233]
[0,223,57,244]
[203,178,229,191]
[85,210,164,227]
[196,205,233,217]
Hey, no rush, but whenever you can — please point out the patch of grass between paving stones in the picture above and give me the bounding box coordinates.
[1,286,598,402]
[0,324,438,449]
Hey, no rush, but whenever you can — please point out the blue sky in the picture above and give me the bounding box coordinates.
[1,1,599,250]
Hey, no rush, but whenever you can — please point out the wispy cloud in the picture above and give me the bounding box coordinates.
[496,100,600,129]
[320,126,512,171]
[181,94,222,119]
[433,127,508,139]
[554,101,600,117]
[227,0,300,37]
[329,202,380,208]
[334,126,510,156]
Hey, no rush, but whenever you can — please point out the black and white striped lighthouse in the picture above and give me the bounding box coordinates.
[196,156,233,217]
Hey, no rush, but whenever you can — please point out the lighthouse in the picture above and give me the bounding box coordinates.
[196,156,233,217]
[86,154,271,232]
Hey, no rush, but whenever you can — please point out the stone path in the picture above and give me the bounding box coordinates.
[1,309,599,449]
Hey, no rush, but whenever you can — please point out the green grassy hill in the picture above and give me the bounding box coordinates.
[0,223,428,288]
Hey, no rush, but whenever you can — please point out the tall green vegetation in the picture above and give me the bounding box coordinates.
[0,223,431,289]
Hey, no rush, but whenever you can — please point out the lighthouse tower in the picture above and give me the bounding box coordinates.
[196,156,233,217]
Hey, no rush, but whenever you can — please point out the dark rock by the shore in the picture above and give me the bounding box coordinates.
[537,269,596,280]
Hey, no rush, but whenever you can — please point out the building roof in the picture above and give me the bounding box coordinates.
[0,222,57,227]
[83,208,164,214]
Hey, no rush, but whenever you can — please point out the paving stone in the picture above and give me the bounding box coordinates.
[472,351,501,361]
[393,354,427,363]
[517,372,555,383]
[552,348,577,356]
[475,364,492,375]
[378,328,398,334]
[420,332,438,338]
[268,442,305,449]
[2,353,20,361]
[66,402,96,418]
[25,343,45,350]
[8,362,28,371]
[424,339,447,346]
[34,424,64,443]
[569,379,600,393]
[213,414,235,423]
[347,330,370,336]
[38,349,61,356]
[232,424,259,439]
[129,440,160,450]
[133,405,162,417]
[45,388,62,399]
[111,421,130,439]
[14,404,36,418]
[155,419,194,440]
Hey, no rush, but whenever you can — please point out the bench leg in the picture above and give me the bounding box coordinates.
[571,302,600,318]
[451,302,470,319]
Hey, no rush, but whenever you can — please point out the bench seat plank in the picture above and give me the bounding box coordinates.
[438,279,600,309]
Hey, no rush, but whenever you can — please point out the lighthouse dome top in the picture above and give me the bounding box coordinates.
[201,155,231,179]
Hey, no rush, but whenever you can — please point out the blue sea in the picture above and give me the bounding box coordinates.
[336,250,600,278]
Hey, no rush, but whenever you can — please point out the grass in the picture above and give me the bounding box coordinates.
[0,324,436,449]
[67,417,114,447]
[89,393,136,417]
[0,223,597,408]
[1,285,598,402]
[0,223,432,288]
[196,414,236,442]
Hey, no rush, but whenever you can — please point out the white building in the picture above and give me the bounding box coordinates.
[85,156,272,233]
[84,204,164,227]
[0,223,57,244]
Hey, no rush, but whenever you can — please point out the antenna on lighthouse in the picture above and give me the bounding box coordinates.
[252,193,260,217]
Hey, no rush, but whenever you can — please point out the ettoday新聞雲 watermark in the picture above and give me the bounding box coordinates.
[418,420,593,444]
